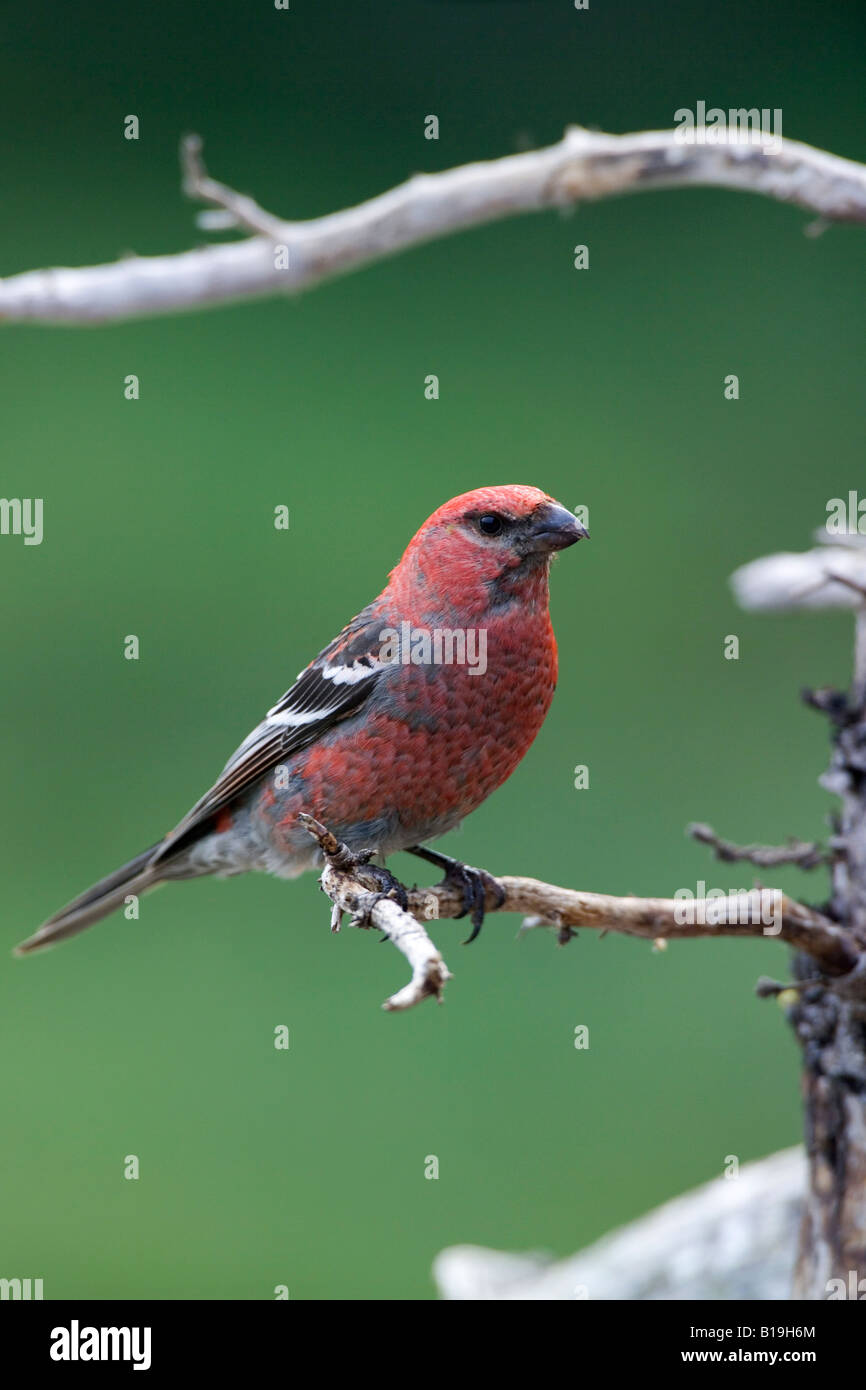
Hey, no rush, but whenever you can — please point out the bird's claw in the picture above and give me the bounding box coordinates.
[407,846,505,943]
[346,854,410,928]
[456,864,506,943]
[356,862,409,912]
[333,848,410,930]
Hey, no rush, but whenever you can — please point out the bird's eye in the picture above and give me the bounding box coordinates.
[477,513,505,537]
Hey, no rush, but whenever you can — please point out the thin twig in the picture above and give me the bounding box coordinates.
[179,134,287,239]
[688,821,827,870]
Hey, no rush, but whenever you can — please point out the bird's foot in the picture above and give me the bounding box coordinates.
[353,853,410,911]
[407,845,505,943]
[298,815,410,932]
[347,852,410,931]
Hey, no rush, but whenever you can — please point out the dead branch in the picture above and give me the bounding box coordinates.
[733,533,866,1298]
[298,816,861,1012]
[179,133,287,239]
[298,814,452,1013]
[3,126,866,324]
[688,821,827,869]
[408,877,858,975]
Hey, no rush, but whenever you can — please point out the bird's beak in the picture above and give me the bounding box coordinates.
[530,502,590,552]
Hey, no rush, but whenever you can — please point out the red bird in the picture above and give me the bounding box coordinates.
[16,485,587,955]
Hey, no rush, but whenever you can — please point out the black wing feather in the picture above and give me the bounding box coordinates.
[150,608,385,865]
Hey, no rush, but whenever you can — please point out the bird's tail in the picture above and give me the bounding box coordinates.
[14,844,166,956]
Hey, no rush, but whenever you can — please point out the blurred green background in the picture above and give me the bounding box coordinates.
[1,0,864,1299]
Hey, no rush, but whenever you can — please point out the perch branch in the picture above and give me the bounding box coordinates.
[298,814,452,1013]
[299,816,861,1010]
[3,127,866,324]
[405,876,858,976]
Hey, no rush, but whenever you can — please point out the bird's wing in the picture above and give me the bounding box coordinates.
[151,605,388,863]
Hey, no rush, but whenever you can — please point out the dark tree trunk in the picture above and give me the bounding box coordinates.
[793,663,866,1299]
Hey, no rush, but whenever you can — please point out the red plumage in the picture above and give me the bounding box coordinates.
[17,486,587,954]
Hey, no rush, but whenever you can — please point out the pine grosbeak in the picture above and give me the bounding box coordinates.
[17,485,586,954]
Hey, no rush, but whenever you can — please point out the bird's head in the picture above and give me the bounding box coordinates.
[388,485,588,620]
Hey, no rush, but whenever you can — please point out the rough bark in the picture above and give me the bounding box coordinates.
[791,631,866,1297]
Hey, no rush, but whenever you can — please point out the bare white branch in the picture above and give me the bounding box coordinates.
[371,900,453,1014]
[299,815,452,1012]
[2,127,866,324]
[732,544,866,612]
